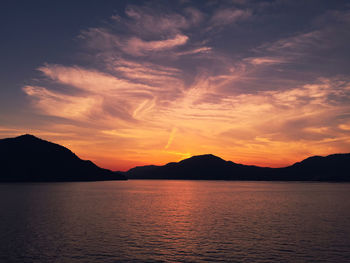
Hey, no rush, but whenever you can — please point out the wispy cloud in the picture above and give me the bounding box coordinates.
[244,56,287,65]
[122,5,195,35]
[19,2,350,170]
[165,127,178,149]
[23,85,102,120]
[122,34,189,56]
[211,8,251,26]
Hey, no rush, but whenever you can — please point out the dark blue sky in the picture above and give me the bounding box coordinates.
[1,1,126,107]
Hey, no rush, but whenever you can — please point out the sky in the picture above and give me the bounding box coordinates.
[1,0,350,171]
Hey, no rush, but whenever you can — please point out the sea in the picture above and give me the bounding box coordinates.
[0,180,350,262]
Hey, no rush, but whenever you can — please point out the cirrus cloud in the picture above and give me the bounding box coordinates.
[20,2,350,170]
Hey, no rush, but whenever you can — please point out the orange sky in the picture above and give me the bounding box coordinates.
[3,73,350,171]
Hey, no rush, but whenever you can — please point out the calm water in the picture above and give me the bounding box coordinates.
[0,181,350,263]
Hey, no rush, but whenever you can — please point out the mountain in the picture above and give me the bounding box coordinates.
[126,154,274,180]
[0,134,126,182]
[125,153,350,181]
[278,153,350,181]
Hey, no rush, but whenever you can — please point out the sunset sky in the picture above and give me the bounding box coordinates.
[1,0,350,171]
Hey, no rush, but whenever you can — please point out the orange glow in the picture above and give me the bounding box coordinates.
[12,64,350,171]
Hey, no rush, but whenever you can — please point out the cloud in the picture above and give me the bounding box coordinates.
[113,59,181,86]
[339,123,350,131]
[26,63,350,167]
[80,23,190,57]
[176,46,212,56]
[165,127,177,149]
[123,34,189,56]
[211,8,251,26]
[262,30,326,55]
[254,10,350,65]
[244,56,287,65]
[25,61,188,127]
[37,64,163,95]
[27,65,159,123]
[79,4,211,59]
[19,2,350,169]
[123,5,191,35]
[23,85,102,120]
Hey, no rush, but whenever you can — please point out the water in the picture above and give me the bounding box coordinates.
[0,181,350,263]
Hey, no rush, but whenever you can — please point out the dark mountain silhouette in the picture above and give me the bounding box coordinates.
[1,134,348,182]
[277,153,350,181]
[125,153,350,181]
[0,134,126,182]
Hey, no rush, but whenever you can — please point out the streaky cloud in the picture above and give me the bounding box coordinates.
[17,1,350,170]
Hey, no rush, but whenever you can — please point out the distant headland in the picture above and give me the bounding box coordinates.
[0,134,126,182]
[1,134,349,182]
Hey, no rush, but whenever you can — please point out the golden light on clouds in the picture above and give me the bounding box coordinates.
[2,3,349,171]
[21,62,350,170]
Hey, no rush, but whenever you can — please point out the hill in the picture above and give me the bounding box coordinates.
[0,134,126,182]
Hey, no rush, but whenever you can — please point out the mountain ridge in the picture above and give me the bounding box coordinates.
[1,134,349,182]
[125,153,350,181]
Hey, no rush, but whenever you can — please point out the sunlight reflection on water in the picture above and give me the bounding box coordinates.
[1,180,350,262]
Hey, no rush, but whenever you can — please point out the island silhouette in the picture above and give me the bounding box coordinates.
[125,153,350,181]
[1,134,349,182]
[0,134,126,182]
